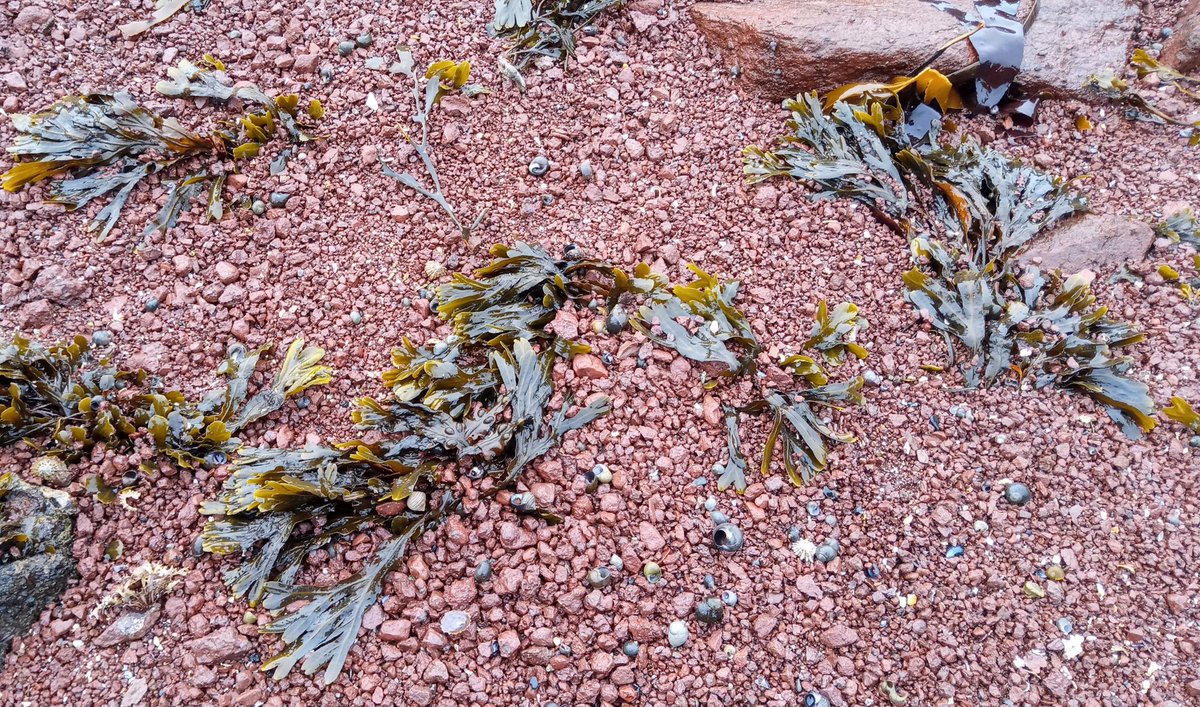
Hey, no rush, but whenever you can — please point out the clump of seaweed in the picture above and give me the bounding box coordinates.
[1156,208,1199,247]
[715,302,866,493]
[746,86,1156,439]
[1086,50,1200,146]
[382,52,486,241]
[492,0,623,87]
[0,334,329,471]
[91,561,187,617]
[200,240,840,684]
[2,57,322,241]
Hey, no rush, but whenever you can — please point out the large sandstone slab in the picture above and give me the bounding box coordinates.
[692,0,1138,101]
[1163,0,1200,73]
[1016,214,1154,274]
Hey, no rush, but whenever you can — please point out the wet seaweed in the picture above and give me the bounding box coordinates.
[2,58,322,241]
[803,300,868,366]
[198,238,813,683]
[1087,56,1200,146]
[202,337,608,683]
[717,302,867,492]
[747,88,1155,439]
[969,0,1024,109]
[629,264,760,376]
[493,0,623,85]
[740,380,864,488]
[382,52,485,241]
[0,334,328,466]
[1163,396,1200,433]
[1156,208,1199,247]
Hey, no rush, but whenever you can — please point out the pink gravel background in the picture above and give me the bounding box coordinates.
[1,0,1198,705]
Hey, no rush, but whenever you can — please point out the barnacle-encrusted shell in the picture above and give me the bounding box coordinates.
[30,456,71,487]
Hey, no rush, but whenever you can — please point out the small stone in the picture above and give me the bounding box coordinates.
[364,56,387,70]
[621,640,639,657]
[528,155,550,177]
[350,310,363,325]
[820,624,859,648]
[355,33,373,48]
[94,608,161,648]
[91,330,112,347]
[337,40,355,56]
[713,523,744,552]
[703,497,717,511]
[572,354,607,380]
[440,610,470,635]
[710,511,729,524]
[579,161,594,180]
[1005,482,1031,505]
[474,559,493,583]
[945,545,964,559]
[185,626,253,664]
[269,192,291,208]
[666,620,689,647]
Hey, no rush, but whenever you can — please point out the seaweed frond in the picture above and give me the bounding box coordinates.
[382,52,484,241]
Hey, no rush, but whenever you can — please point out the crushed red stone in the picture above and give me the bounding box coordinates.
[1,0,1199,706]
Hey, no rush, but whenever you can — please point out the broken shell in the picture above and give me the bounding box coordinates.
[713,523,744,552]
[642,561,662,584]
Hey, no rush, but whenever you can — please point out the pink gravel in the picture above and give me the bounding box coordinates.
[1,0,1199,706]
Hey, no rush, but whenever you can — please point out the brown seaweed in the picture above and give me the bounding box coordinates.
[748,90,1154,439]
[493,0,623,85]
[382,53,484,240]
[970,0,1024,109]
[2,58,322,242]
